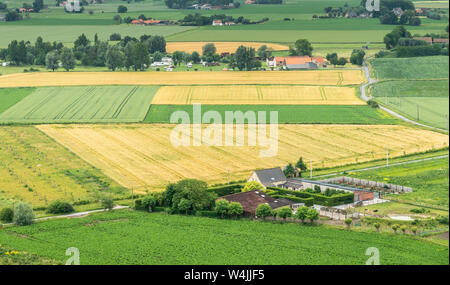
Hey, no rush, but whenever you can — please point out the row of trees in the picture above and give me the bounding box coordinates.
[255,204,319,224]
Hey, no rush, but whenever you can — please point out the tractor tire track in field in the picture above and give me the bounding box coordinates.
[361,59,448,133]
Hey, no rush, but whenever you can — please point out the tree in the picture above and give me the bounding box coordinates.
[172,51,185,66]
[117,5,127,13]
[231,45,257,71]
[392,224,400,234]
[284,163,295,178]
[60,47,75,71]
[326,53,338,66]
[45,50,59,71]
[0,207,13,223]
[215,199,230,218]
[113,15,122,24]
[295,206,309,223]
[374,222,381,232]
[178,198,192,214]
[7,40,27,65]
[142,195,157,212]
[257,45,272,60]
[350,49,365,66]
[74,33,90,50]
[170,179,217,212]
[380,11,398,25]
[243,181,264,192]
[295,157,307,177]
[46,201,74,214]
[344,218,352,230]
[191,51,201,63]
[228,202,243,218]
[110,33,121,41]
[33,0,44,12]
[255,203,272,220]
[289,39,313,56]
[202,43,217,57]
[411,226,418,235]
[145,35,166,54]
[13,202,34,226]
[100,195,114,211]
[277,207,292,222]
[337,57,347,66]
[105,45,124,71]
[306,208,319,224]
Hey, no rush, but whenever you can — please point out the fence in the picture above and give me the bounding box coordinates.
[320,176,413,193]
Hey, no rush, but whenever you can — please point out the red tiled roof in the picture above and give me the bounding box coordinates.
[220,190,274,215]
[312,57,327,64]
[275,56,312,65]
[433,38,449,44]
[413,37,433,44]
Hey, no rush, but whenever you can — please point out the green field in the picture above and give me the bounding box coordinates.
[144,104,399,124]
[0,87,34,114]
[371,80,449,98]
[349,157,449,208]
[0,86,159,123]
[0,209,447,265]
[370,56,450,80]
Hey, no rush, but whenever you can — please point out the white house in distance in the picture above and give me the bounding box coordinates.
[65,0,81,12]
[212,20,223,26]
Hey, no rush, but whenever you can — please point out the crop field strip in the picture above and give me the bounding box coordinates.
[0,210,447,265]
[166,42,289,54]
[144,105,399,124]
[0,87,35,114]
[0,86,159,123]
[37,124,449,191]
[0,70,365,88]
[151,85,365,105]
[0,126,126,208]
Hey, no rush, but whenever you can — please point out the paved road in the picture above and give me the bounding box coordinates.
[360,60,448,133]
[313,154,449,178]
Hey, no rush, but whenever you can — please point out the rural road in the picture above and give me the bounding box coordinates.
[1,205,129,226]
[360,59,448,133]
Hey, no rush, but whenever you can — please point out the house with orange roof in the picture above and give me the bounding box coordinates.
[212,20,223,26]
[269,56,318,70]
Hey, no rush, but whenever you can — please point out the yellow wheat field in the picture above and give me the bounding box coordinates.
[166,42,289,54]
[0,70,364,88]
[151,85,364,105]
[37,124,449,192]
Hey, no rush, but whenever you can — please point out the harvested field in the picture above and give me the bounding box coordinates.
[37,124,449,191]
[0,86,159,123]
[151,85,364,105]
[0,70,365,88]
[166,42,289,54]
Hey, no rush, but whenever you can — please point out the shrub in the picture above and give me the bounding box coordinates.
[117,5,127,13]
[306,208,319,224]
[436,215,449,225]
[0,207,14,223]
[178,198,192,215]
[46,201,75,214]
[13,202,34,226]
[344,218,352,229]
[276,207,292,221]
[109,33,122,41]
[242,181,264,192]
[228,202,243,218]
[142,195,157,212]
[367,100,379,108]
[207,184,243,196]
[400,225,407,234]
[295,206,309,223]
[374,222,381,232]
[392,224,400,234]
[255,203,272,220]
[215,199,229,218]
[411,226,418,235]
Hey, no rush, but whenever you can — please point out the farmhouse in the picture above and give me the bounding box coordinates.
[0,14,5,22]
[220,190,297,216]
[212,20,223,26]
[392,7,404,17]
[65,0,81,12]
[248,167,303,190]
[267,56,321,70]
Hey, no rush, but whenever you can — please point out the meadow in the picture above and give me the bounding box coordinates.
[0,86,159,123]
[166,42,289,54]
[349,157,449,208]
[151,85,364,105]
[370,56,449,80]
[0,87,34,114]
[0,210,447,265]
[144,105,398,124]
[37,124,449,191]
[0,70,365,87]
[370,80,449,98]
[0,126,127,208]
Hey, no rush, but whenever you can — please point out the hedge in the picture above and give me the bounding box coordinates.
[270,194,314,207]
[207,183,244,197]
[267,187,354,207]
